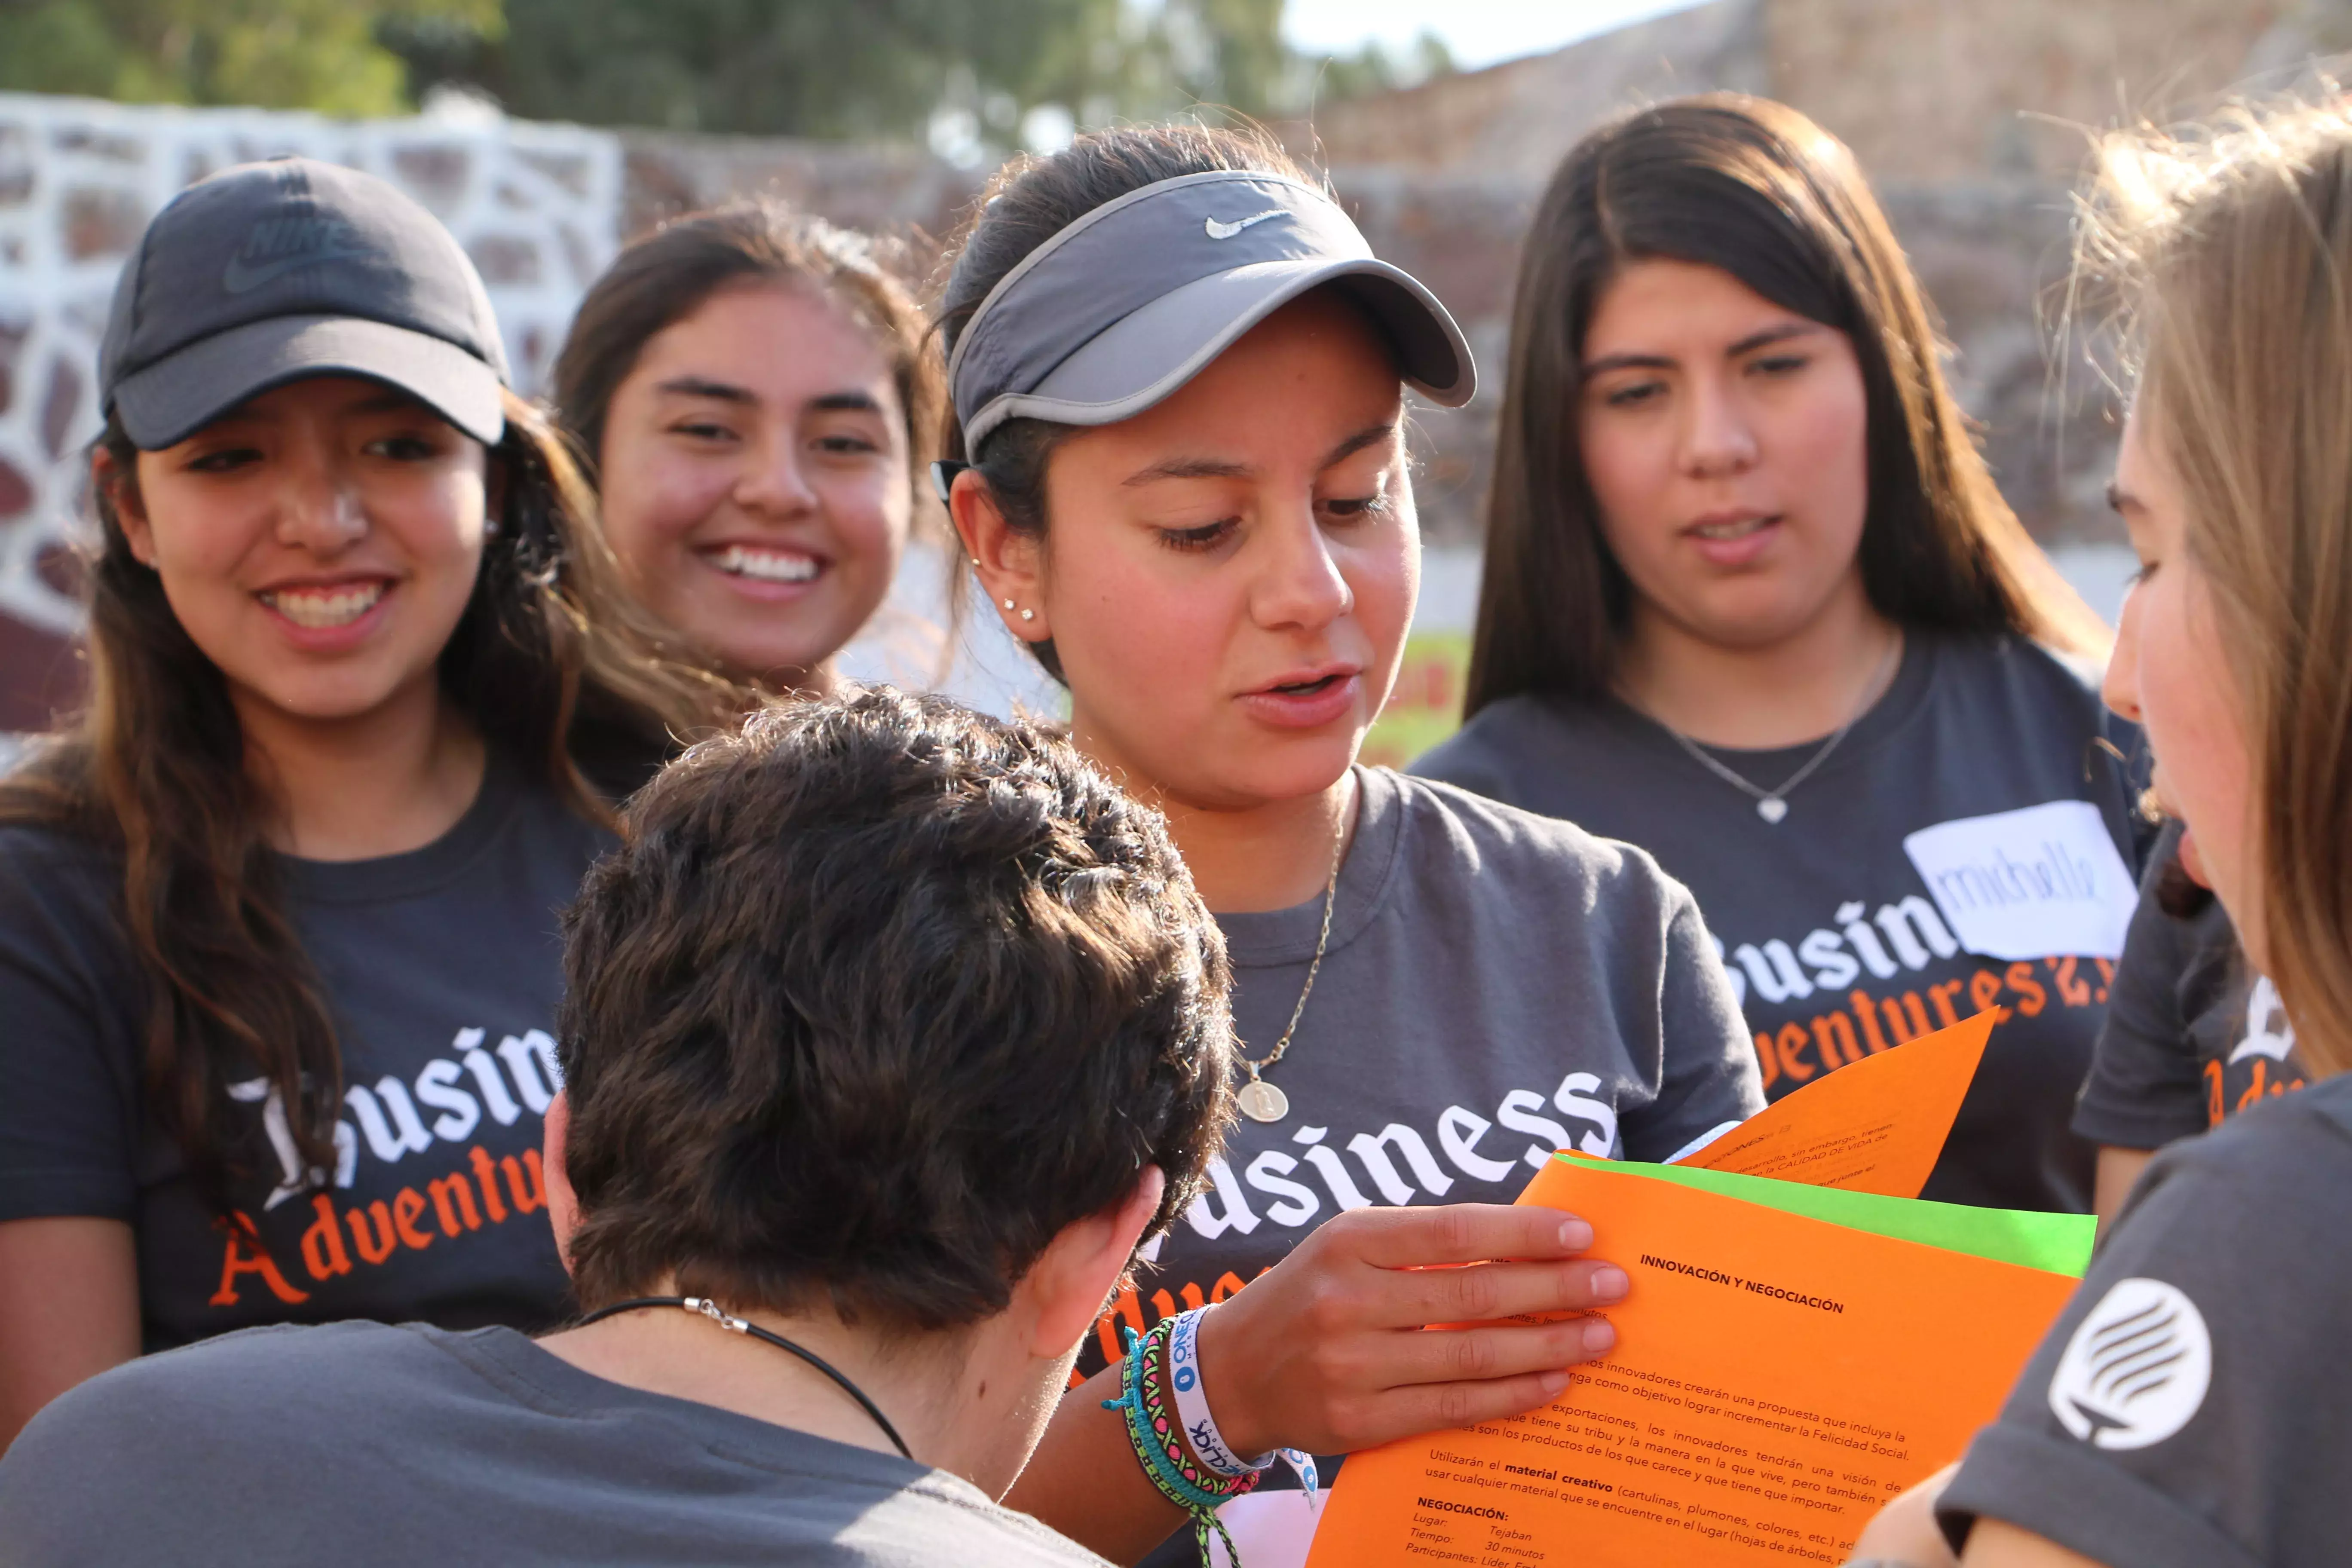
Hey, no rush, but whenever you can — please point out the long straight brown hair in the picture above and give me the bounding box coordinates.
[1467,94,2108,716]
[0,389,748,1215]
[2083,100,2352,1077]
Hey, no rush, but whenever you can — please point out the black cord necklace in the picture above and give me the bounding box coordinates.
[573,1295,913,1461]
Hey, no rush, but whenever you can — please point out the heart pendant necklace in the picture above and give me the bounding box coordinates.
[1233,799,1349,1123]
[1654,635,1899,826]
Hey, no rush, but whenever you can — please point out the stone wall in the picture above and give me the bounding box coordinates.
[1304,0,2352,196]
[1295,0,1770,182]
[1766,0,2321,183]
[622,129,977,248]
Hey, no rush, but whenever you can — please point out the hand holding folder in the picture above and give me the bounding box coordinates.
[1305,1013,2093,1568]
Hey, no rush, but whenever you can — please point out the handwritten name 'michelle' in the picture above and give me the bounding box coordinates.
[1929,839,2106,912]
[1638,1253,1846,1314]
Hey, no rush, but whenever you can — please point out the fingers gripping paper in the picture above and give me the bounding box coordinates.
[1676,1011,1995,1197]
[1304,1164,2079,1568]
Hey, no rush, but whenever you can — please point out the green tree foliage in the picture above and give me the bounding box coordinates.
[0,0,1453,141]
[0,0,500,116]
[386,0,1309,141]
[1150,0,1291,123]
[395,0,1119,139]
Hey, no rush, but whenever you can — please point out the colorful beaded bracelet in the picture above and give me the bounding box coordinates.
[1103,1318,1262,1564]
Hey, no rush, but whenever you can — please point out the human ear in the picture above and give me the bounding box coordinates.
[541,1091,580,1275]
[948,468,1050,645]
[1021,1167,1168,1359]
[97,448,155,567]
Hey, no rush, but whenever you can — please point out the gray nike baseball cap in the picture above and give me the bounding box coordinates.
[946,169,1474,455]
[98,156,509,451]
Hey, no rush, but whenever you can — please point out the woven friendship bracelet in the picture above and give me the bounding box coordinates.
[1109,1321,1262,1505]
[1137,1322,1263,1503]
[1103,1320,1259,1565]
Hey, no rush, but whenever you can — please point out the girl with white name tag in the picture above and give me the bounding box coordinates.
[1415,95,2146,1215]
[930,122,1765,1568]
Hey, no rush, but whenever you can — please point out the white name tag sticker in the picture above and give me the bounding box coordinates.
[1902,800,2136,961]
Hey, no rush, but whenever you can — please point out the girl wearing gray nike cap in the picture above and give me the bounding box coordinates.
[933,124,1764,1568]
[0,157,745,1446]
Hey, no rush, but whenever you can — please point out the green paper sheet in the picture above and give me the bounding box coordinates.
[1568,1156,2096,1277]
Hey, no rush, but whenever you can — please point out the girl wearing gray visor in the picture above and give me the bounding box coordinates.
[937,125,1764,1568]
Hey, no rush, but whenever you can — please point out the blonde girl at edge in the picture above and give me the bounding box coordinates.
[1851,95,2352,1568]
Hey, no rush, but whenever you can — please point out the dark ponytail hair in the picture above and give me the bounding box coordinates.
[1466,93,2110,717]
[934,123,1320,681]
[0,389,748,1217]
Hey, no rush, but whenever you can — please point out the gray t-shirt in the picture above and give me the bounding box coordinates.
[1098,767,1760,1384]
[1095,765,1757,1362]
[1937,1070,2352,1568]
[0,1320,1108,1566]
[2072,820,2309,1150]
[0,755,603,1348]
[1415,632,2148,1213]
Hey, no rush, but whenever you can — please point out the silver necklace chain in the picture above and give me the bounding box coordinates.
[1653,635,1900,825]
[1231,796,1348,1122]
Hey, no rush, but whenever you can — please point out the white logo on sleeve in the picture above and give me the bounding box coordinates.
[2047,1277,2213,1450]
[2228,976,2298,1064]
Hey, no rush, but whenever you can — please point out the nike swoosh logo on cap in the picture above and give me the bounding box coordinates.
[221,245,375,294]
[1204,209,1286,240]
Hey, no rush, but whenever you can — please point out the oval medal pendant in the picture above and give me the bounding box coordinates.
[1236,1078,1290,1123]
[1755,796,1788,824]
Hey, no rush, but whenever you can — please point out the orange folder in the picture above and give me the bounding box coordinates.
[1305,1013,2068,1568]
[1306,1160,2075,1567]
[1680,1010,1994,1197]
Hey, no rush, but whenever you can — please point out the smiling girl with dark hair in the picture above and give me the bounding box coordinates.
[1418,94,2146,1216]
[0,157,744,1449]
[551,201,940,695]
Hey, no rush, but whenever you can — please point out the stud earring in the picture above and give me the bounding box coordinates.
[1020,609,1035,622]
[1002,598,1015,610]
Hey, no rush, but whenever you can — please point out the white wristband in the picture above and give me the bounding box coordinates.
[1167,1307,1276,1478]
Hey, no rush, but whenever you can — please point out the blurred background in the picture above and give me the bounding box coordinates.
[3,0,2346,753]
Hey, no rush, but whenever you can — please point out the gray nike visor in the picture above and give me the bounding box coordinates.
[946,169,1474,455]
